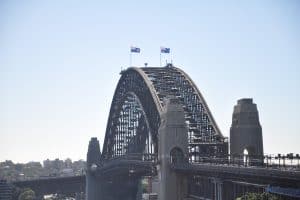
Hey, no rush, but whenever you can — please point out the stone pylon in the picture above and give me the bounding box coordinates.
[86,137,101,200]
[230,98,264,165]
[157,96,188,200]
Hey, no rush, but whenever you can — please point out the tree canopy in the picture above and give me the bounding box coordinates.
[18,188,36,200]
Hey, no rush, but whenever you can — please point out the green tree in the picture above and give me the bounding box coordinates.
[18,188,36,200]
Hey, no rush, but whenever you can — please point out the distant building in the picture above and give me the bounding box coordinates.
[60,168,74,176]
[0,180,13,200]
[0,159,86,181]
[64,158,72,168]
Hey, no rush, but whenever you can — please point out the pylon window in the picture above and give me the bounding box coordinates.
[170,147,184,164]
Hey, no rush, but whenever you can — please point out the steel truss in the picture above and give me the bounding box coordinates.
[102,65,228,162]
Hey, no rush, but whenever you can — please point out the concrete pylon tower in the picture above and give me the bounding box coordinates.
[158,96,188,200]
[86,137,101,200]
[230,98,264,165]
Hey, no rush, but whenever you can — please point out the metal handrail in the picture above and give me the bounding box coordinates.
[188,154,300,170]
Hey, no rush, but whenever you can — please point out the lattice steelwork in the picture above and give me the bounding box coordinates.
[102,64,228,161]
[111,94,155,157]
[102,68,159,159]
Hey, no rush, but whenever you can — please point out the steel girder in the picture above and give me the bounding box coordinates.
[102,65,228,161]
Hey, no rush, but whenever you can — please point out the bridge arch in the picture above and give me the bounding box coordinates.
[102,65,227,161]
[102,68,162,159]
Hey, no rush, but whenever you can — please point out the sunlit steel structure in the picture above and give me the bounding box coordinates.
[102,64,228,161]
[11,64,300,200]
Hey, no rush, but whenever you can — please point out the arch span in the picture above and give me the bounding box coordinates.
[102,65,227,160]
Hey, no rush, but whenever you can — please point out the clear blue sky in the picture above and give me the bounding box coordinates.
[1,1,299,163]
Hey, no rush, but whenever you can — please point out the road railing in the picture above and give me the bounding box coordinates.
[188,153,300,170]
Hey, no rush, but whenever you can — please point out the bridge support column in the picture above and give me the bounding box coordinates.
[213,178,223,200]
[157,97,188,200]
[86,137,102,200]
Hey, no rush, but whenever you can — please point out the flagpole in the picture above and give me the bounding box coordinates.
[160,52,161,67]
[170,49,172,64]
[130,51,132,67]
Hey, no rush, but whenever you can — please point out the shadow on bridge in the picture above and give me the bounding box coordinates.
[94,153,157,178]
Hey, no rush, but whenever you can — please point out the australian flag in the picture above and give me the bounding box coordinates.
[160,47,170,53]
[130,46,140,53]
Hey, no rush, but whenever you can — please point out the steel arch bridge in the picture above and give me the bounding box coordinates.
[101,64,228,162]
[12,65,300,200]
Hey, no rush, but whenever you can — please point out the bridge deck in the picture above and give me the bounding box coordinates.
[172,163,300,187]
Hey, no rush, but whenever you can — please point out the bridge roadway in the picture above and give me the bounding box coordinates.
[13,175,85,197]
[12,154,157,197]
[13,155,300,197]
[94,154,157,178]
[172,162,300,188]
